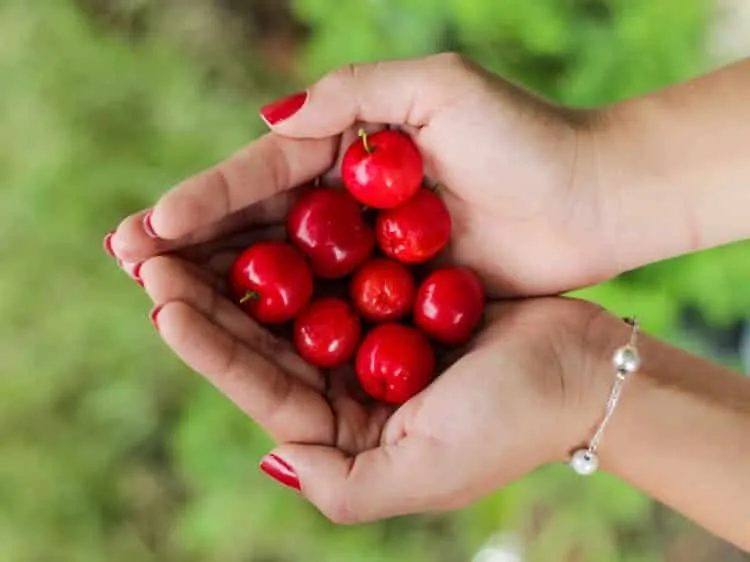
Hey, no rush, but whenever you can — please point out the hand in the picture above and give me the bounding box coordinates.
[109,53,614,297]
[137,246,604,524]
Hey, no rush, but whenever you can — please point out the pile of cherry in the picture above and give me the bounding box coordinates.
[229,129,485,405]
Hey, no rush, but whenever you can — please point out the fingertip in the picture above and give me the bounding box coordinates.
[102,231,116,258]
[132,261,144,287]
[259,452,302,492]
[259,91,309,127]
[149,303,164,330]
[118,259,145,287]
[110,209,168,262]
[143,209,159,239]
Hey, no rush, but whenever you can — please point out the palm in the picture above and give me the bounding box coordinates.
[131,107,590,452]
[145,213,590,458]
[149,222,394,454]
[406,73,604,297]
[143,242,594,521]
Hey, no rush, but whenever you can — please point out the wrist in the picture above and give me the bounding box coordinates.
[564,304,750,549]
[559,305,638,464]
[592,65,750,275]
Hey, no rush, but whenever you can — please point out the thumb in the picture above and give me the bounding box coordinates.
[259,438,453,524]
[260,53,483,138]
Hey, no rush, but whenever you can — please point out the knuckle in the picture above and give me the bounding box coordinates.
[251,327,289,360]
[322,63,358,91]
[432,51,471,73]
[207,164,234,218]
[336,62,358,82]
[262,365,294,419]
[216,335,242,379]
[262,135,292,195]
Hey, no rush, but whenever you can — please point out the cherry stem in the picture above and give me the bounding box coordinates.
[358,128,373,154]
[313,176,321,188]
[239,290,259,304]
[429,183,442,194]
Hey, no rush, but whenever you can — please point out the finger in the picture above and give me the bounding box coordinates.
[262,438,459,524]
[263,53,483,137]
[326,367,393,456]
[152,300,333,444]
[142,256,324,391]
[179,223,286,266]
[112,134,336,260]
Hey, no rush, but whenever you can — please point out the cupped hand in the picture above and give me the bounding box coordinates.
[110,53,615,297]
[137,244,604,523]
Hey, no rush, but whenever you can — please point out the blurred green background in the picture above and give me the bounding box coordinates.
[1,0,749,560]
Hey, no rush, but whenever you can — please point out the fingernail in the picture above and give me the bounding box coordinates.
[259,453,301,491]
[103,231,116,258]
[143,210,158,239]
[150,304,164,330]
[260,91,308,126]
[132,262,144,287]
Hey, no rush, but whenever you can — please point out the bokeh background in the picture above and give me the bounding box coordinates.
[1,1,749,560]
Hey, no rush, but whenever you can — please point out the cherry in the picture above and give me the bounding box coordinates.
[287,188,375,278]
[229,241,313,324]
[341,129,423,209]
[293,297,361,368]
[355,323,435,404]
[413,267,485,345]
[350,258,416,322]
[376,189,452,263]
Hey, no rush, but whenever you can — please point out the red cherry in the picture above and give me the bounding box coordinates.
[413,267,485,345]
[230,241,313,324]
[287,188,375,278]
[355,323,435,404]
[376,189,452,263]
[293,297,362,368]
[350,258,416,322]
[341,129,424,209]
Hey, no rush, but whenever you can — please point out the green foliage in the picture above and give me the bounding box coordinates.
[1,0,746,560]
[293,0,710,104]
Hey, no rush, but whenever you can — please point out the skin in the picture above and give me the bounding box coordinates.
[110,54,750,550]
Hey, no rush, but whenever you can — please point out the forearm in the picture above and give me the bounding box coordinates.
[579,313,750,550]
[597,58,750,273]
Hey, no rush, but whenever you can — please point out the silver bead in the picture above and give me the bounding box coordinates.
[612,344,640,374]
[570,449,599,476]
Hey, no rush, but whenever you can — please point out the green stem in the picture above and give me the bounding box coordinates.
[239,290,259,304]
[358,128,373,154]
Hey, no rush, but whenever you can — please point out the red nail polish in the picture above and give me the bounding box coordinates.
[150,304,164,330]
[259,454,301,491]
[143,210,158,239]
[133,262,144,287]
[103,231,116,258]
[260,91,308,126]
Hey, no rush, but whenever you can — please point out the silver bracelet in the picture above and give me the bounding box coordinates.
[569,317,641,476]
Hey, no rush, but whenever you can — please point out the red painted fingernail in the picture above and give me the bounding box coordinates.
[260,91,308,126]
[150,304,164,330]
[133,262,144,287]
[143,210,158,239]
[259,454,301,491]
[103,231,116,258]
